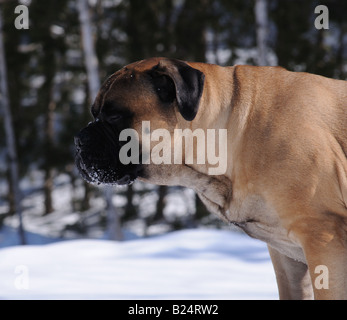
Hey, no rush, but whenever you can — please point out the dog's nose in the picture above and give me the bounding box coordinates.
[74,132,89,149]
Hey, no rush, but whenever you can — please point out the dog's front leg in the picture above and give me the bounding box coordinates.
[268,246,313,300]
[291,217,347,300]
[300,234,347,300]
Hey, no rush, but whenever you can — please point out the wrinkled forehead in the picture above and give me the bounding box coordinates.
[91,58,163,118]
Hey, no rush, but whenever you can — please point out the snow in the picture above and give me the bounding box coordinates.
[0,229,278,300]
[0,173,278,299]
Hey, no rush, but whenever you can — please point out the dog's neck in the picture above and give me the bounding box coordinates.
[175,63,254,179]
[177,63,254,136]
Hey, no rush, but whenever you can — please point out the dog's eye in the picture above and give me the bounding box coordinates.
[152,75,175,103]
[108,114,123,124]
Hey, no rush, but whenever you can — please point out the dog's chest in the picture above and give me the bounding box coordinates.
[227,194,305,262]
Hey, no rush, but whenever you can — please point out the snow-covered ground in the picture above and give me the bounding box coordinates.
[0,229,278,300]
[0,173,278,299]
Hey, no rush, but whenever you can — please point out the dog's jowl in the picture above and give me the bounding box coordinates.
[75,57,347,300]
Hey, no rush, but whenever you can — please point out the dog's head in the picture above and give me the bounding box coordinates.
[74,58,205,185]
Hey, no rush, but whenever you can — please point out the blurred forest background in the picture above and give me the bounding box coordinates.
[0,0,346,245]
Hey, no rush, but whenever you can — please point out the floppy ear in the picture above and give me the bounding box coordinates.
[148,59,205,121]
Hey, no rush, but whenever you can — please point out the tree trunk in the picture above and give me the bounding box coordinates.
[43,88,56,215]
[153,185,167,222]
[43,168,54,215]
[122,184,137,221]
[105,186,123,241]
[254,0,269,66]
[336,25,345,79]
[195,193,210,221]
[81,181,91,211]
[77,0,100,99]
[0,8,25,244]
[77,0,122,240]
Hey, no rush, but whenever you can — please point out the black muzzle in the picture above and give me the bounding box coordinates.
[74,120,140,185]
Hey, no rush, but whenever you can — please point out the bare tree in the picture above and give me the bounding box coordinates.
[0,7,25,244]
[254,0,269,66]
[77,0,122,240]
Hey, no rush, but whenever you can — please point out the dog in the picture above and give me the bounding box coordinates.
[75,57,347,299]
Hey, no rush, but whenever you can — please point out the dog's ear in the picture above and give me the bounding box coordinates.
[148,59,205,121]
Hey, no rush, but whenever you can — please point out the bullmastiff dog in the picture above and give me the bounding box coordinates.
[75,57,347,300]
